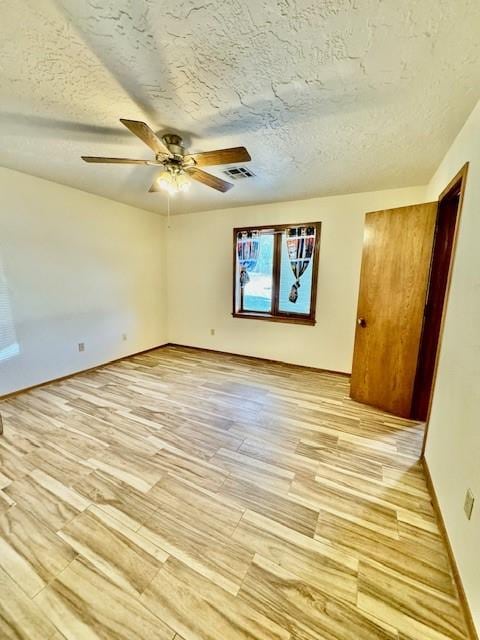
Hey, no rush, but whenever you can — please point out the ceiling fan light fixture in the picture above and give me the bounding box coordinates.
[156,170,176,195]
[155,169,190,195]
[176,172,191,193]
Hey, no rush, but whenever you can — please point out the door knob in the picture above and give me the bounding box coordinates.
[357,317,367,328]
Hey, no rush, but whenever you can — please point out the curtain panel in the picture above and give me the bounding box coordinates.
[236,230,260,287]
[285,226,316,303]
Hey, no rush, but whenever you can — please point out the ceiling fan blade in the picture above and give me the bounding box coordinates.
[186,146,251,167]
[81,156,152,164]
[148,179,162,193]
[119,118,171,156]
[186,167,233,193]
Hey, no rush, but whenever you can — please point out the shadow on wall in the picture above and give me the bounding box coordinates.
[0,259,19,362]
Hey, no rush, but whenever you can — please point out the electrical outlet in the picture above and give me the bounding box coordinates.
[78,342,85,352]
[464,489,475,520]
[122,333,127,341]
[210,328,215,336]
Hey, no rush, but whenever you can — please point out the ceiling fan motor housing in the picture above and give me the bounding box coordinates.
[162,134,185,158]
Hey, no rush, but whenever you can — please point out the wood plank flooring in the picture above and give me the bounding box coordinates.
[0,346,470,640]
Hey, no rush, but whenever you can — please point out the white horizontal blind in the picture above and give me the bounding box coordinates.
[0,262,19,361]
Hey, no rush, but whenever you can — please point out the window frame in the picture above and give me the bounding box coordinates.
[232,221,322,325]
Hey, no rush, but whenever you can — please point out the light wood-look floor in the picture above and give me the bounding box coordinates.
[0,346,469,640]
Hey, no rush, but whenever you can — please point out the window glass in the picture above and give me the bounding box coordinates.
[238,232,274,312]
[278,231,313,314]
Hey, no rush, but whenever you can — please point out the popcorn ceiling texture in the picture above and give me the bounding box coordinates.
[0,0,479,214]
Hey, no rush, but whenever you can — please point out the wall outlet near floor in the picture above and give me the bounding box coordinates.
[122,333,127,341]
[464,489,475,520]
[78,342,85,352]
[210,328,215,336]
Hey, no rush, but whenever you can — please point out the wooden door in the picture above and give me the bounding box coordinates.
[350,202,438,418]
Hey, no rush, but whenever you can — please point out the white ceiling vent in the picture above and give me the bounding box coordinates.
[223,166,255,180]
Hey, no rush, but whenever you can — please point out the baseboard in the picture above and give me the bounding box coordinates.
[422,458,478,640]
[0,343,169,401]
[0,341,348,402]
[1,342,350,403]
[165,342,351,377]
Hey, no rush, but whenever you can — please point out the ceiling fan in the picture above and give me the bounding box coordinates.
[81,119,251,195]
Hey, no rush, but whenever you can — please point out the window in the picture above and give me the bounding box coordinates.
[233,222,321,325]
[0,260,19,362]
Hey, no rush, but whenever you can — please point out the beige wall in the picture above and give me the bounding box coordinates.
[166,185,426,372]
[424,100,480,634]
[0,167,167,396]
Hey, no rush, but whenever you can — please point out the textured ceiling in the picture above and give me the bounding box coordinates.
[0,0,479,215]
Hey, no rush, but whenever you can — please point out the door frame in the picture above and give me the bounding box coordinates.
[420,162,469,455]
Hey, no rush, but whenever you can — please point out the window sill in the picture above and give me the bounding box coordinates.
[232,312,316,326]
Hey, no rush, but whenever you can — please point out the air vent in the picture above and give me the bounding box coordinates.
[223,166,255,180]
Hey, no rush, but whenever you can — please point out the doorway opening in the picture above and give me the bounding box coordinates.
[412,163,469,426]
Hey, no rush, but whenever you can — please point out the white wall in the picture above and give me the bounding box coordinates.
[424,101,480,634]
[0,167,167,396]
[166,185,426,372]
